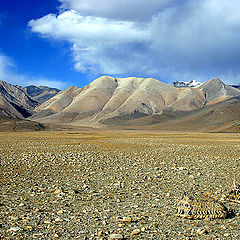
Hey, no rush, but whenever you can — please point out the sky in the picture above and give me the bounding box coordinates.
[1,0,240,89]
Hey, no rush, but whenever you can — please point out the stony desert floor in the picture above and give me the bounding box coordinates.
[0,131,240,239]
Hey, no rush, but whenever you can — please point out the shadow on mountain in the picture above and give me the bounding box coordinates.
[102,96,240,133]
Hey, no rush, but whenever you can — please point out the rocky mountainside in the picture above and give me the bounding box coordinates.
[20,85,60,103]
[0,80,39,118]
[0,80,60,119]
[1,76,240,132]
[30,76,206,125]
[111,95,240,132]
[197,78,240,105]
[30,76,240,128]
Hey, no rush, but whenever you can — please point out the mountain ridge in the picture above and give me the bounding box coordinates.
[0,80,60,119]
[30,76,240,130]
[1,76,240,132]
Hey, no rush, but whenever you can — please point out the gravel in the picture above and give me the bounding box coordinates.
[0,131,240,239]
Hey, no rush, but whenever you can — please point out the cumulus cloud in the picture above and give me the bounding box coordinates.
[0,53,66,89]
[29,0,240,84]
[29,10,151,74]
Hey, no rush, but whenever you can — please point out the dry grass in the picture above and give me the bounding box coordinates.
[1,131,240,239]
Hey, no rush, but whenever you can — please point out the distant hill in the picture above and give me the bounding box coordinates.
[30,76,240,132]
[0,80,60,119]
[107,96,240,133]
[2,77,240,132]
[0,80,39,118]
[197,78,240,105]
[20,85,60,103]
[30,76,207,125]
[0,115,47,132]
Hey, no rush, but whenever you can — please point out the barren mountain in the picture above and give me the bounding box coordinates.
[2,76,240,132]
[31,76,207,125]
[0,80,39,118]
[0,80,60,119]
[21,85,60,103]
[197,78,240,105]
[32,86,82,119]
[125,95,240,133]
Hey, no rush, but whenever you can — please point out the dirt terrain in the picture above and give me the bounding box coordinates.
[1,131,240,239]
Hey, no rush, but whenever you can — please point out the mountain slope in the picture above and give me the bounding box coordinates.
[149,96,240,132]
[197,78,240,105]
[31,76,206,125]
[0,80,39,118]
[31,86,82,119]
[29,76,240,131]
[22,85,60,103]
[110,95,240,132]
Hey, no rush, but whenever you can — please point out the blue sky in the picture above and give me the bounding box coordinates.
[1,0,240,89]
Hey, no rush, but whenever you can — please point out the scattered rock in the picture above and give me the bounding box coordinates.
[108,233,123,239]
[8,227,22,232]
[197,229,208,235]
[121,217,132,223]
[224,233,230,237]
[131,229,141,235]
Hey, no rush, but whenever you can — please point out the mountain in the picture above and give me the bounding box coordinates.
[0,80,39,118]
[31,76,207,126]
[197,78,240,105]
[32,86,82,119]
[123,95,240,133]
[21,85,60,103]
[0,80,60,120]
[172,80,202,88]
[31,76,240,130]
[1,76,240,132]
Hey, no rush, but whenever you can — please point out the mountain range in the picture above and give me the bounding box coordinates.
[1,76,240,132]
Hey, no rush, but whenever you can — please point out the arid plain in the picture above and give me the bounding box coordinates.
[1,131,240,239]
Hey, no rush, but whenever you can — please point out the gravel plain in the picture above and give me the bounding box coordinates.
[0,131,240,239]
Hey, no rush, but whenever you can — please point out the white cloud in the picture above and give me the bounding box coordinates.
[29,10,151,74]
[59,0,174,21]
[29,0,240,84]
[0,53,66,89]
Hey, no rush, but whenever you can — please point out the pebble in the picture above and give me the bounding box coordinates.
[108,233,123,239]
[131,229,141,235]
[122,217,132,223]
[44,220,51,224]
[55,218,63,222]
[224,233,230,237]
[25,226,33,230]
[54,188,62,194]
[197,229,208,235]
[8,227,22,232]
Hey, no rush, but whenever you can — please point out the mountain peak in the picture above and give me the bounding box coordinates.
[207,77,223,84]
[198,77,240,104]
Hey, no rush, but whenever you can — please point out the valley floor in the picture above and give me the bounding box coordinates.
[0,131,240,239]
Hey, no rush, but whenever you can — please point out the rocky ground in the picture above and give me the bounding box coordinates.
[0,131,240,239]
